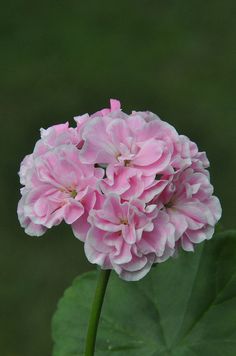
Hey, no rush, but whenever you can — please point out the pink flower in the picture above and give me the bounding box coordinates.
[80,113,173,176]
[153,167,222,251]
[19,123,80,187]
[18,145,103,240]
[18,98,222,281]
[85,194,175,281]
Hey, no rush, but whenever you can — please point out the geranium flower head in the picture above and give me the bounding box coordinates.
[17,99,222,281]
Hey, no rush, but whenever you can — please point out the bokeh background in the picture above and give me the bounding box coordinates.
[1,1,236,355]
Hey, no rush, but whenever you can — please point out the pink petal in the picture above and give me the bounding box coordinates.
[64,201,84,224]
[133,139,165,166]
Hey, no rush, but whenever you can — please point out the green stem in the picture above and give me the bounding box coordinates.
[85,269,111,356]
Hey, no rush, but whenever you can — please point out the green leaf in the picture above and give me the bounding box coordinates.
[52,230,236,356]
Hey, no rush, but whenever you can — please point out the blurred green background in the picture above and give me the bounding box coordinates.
[1,0,236,355]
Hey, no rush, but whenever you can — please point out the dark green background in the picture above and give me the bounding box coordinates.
[1,1,235,355]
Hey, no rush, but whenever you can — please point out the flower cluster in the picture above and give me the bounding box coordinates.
[17,99,221,281]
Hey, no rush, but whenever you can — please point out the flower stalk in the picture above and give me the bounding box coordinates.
[85,269,111,356]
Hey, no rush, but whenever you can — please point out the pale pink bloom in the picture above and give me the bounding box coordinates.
[18,145,103,240]
[19,123,80,187]
[80,111,173,177]
[84,194,175,281]
[17,98,222,281]
[153,167,222,251]
[129,112,209,172]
